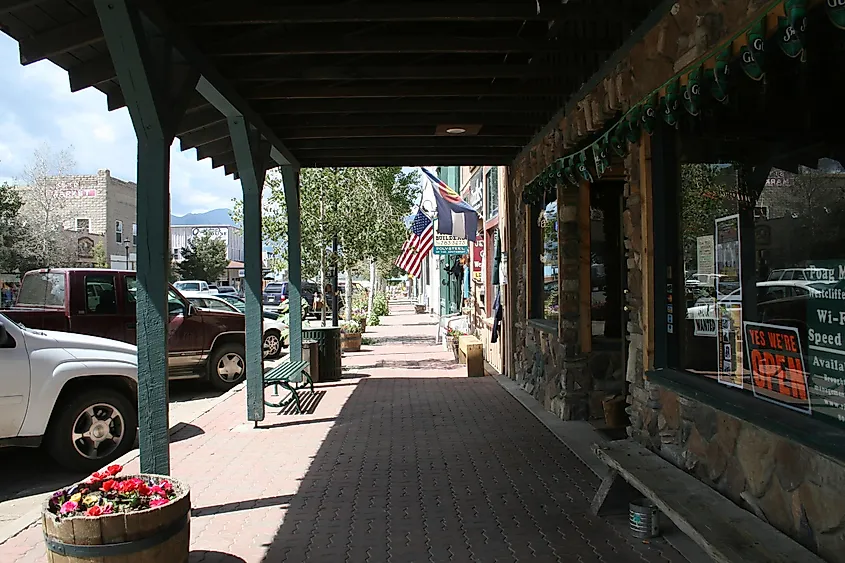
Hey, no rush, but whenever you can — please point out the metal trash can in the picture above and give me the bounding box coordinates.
[302,326,342,381]
[302,339,319,383]
[629,499,660,539]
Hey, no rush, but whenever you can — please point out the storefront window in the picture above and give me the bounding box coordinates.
[678,158,845,425]
[486,168,499,218]
[540,201,559,320]
[590,183,624,341]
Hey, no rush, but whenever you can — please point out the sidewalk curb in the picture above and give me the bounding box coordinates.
[0,383,245,546]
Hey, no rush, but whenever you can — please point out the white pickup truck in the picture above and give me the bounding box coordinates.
[0,314,138,471]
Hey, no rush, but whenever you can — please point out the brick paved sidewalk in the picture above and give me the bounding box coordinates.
[1,303,688,563]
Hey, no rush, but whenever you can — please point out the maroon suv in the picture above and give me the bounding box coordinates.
[5,269,247,389]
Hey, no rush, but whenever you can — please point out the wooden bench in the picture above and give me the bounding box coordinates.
[263,360,312,413]
[458,335,484,377]
[591,439,825,563]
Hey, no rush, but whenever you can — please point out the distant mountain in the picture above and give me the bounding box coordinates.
[171,208,235,226]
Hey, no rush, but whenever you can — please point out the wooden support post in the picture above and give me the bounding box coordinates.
[639,138,655,371]
[95,0,199,474]
[281,166,303,362]
[229,117,271,422]
[578,180,592,354]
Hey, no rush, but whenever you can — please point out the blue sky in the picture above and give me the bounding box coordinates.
[0,33,241,216]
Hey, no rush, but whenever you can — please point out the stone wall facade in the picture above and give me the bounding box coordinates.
[503,0,845,561]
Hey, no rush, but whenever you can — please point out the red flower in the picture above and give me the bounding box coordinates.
[101,480,117,492]
[137,482,150,497]
[105,465,123,476]
[149,498,169,508]
[85,506,104,516]
[159,480,173,493]
[149,485,166,497]
[85,471,105,484]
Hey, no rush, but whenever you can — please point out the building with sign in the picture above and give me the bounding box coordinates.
[170,225,245,264]
[16,169,138,268]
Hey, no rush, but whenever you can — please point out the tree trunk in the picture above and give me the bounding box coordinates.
[345,266,353,321]
[367,259,376,315]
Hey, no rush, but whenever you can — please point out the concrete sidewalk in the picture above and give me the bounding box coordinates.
[1,303,689,562]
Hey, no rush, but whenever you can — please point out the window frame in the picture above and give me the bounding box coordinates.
[84,274,117,315]
[485,167,499,219]
[132,223,137,246]
[76,218,90,232]
[115,220,123,243]
[648,121,845,462]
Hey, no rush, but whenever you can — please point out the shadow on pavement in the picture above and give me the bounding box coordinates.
[364,334,436,345]
[258,376,686,563]
[190,551,246,562]
[170,423,205,443]
[257,417,336,431]
[193,494,294,517]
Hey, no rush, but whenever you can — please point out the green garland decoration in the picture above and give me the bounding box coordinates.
[521,0,841,206]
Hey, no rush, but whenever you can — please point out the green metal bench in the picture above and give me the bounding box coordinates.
[263,360,312,412]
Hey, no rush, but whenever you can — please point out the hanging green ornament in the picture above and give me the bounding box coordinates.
[641,93,658,134]
[662,78,681,126]
[739,19,766,81]
[778,0,807,60]
[576,152,594,183]
[610,122,627,157]
[828,0,845,30]
[706,69,728,104]
[593,136,610,178]
[683,66,703,116]
[626,106,642,143]
[562,156,578,187]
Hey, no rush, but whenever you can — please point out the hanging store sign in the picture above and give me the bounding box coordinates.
[472,241,484,284]
[744,321,811,414]
[434,233,467,255]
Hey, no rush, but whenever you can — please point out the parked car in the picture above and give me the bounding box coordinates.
[174,280,211,293]
[0,313,138,471]
[6,269,247,390]
[181,292,288,359]
[215,292,308,321]
[263,281,317,316]
[767,267,835,282]
[217,286,237,295]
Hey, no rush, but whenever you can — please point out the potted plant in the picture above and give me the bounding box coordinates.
[352,311,368,333]
[445,327,464,361]
[43,464,190,562]
[340,319,362,352]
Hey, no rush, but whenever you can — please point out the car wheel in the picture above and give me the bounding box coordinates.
[209,342,247,390]
[263,330,282,359]
[45,388,137,472]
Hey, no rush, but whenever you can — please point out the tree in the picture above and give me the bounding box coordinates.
[0,181,39,272]
[231,167,421,318]
[15,143,79,268]
[176,231,229,281]
[92,241,109,268]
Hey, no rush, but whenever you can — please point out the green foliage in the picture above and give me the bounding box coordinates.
[0,182,39,272]
[372,292,389,317]
[92,241,108,268]
[367,312,381,326]
[680,164,736,268]
[340,319,361,334]
[176,231,229,282]
[232,167,421,280]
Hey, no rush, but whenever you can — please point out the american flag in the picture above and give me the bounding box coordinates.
[396,211,434,277]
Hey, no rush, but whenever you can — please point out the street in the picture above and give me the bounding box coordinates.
[0,379,242,541]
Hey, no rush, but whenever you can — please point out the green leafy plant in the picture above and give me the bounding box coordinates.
[367,312,381,326]
[446,327,466,339]
[372,292,389,317]
[352,312,368,326]
[340,319,361,334]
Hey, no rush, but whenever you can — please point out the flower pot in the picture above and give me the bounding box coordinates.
[414,304,426,314]
[446,337,460,361]
[341,332,362,352]
[43,475,190,563]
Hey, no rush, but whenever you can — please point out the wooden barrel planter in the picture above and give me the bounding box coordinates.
[42,475,190,563]
[341,332,362,352]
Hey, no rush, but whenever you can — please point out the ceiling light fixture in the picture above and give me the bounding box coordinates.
[445,127,467,135]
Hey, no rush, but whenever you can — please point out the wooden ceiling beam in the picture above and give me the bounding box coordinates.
[182,3,566,25]
[286,137,527,150]
[269,113,547,129]
[180,122,231,150]
[69,55,115,92]
[300,156,512,167]
[247,81,566,100]
[19,16,103,64]
[176,106,226,135]
[196,137,233,160]
[254,98,559,115]
[211,152,237,169]
[274,125,534,140]
[209,36,566,57]
[230,63,568,82]
[291,147,517,159]
[0,0,44,13]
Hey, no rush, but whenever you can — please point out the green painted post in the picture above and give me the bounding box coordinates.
[229,117,269,422]
[95,0,198,474]
[281,166,302,362]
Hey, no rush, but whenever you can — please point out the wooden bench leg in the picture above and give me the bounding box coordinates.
[590,469,642,516]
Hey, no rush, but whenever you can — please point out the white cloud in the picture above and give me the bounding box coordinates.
[0,34,240,215]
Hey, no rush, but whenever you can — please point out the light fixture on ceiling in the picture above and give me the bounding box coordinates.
[445,127,467,135]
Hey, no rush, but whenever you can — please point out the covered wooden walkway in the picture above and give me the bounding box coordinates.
[0,0,669,472]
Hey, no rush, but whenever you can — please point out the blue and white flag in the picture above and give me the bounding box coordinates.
[421,168,478,242]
